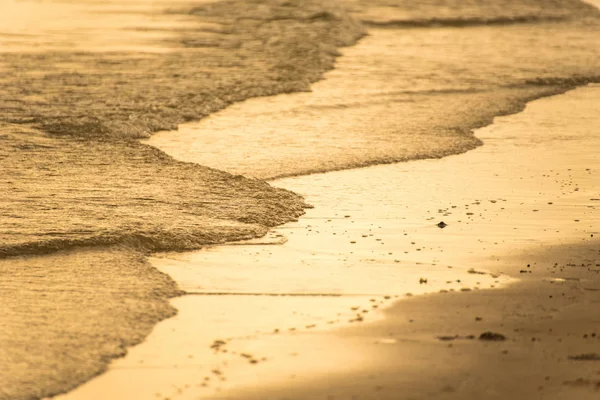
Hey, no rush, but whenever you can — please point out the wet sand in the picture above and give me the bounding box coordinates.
[223,242,600,400]
[2,1,599,399]
[2,1,361,398]
[61,81,599,399]
[213,86,600,400]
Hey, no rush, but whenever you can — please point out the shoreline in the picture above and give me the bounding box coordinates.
[212,86,600,399]
[60,84,599,399]
[205,85,600,399]
[2,1,599,399]
[2,1,357,397]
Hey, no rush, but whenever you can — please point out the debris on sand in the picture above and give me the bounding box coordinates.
[467,268,486,275]
[419,278,428,284]
[479,332,506,341]
[211,339,226,346]
[437,335,476,341]
[563,378,600,389]
[210,340,227,351]
[349,315,364,323]
[437,221,448,229]
[568,353,600,361]
[437,335,458,341]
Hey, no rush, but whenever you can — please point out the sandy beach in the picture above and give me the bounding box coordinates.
[206,87,600,400]
[62,86,600,399]
[1,1,600,399]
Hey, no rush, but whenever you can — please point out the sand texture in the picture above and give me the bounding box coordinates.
[214,242,600,400]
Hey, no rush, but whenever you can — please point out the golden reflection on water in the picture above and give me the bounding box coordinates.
[0,0,202,52]
[4,0,597,398]
[145,23,600,179]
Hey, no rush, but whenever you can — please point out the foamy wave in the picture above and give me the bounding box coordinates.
[0,226,268,259]
[361,15,569,28]
[524,75,600,86]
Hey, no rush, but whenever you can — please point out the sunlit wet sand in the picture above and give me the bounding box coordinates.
[60,75,599,400]
[2,0,598,399]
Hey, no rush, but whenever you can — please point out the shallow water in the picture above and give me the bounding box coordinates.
[60,81,600,399]
[145,17,600,179]
[0,0,205,53]
[3,0,600,398]
[2,0,598,254]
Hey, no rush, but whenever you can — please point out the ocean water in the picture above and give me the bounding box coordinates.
[1,1,600,399]
[147,0,600,179]
[1,0,598,255]
[60,85,600,400]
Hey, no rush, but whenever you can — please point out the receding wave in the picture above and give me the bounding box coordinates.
[1,0,600,398]
[346,0,599,29]
[361,14,569,28]
[0,0,361,262]
[0,226,265,259]
[524,75,600,86]
[0,0,598,289]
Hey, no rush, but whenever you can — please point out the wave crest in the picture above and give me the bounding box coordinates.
[361,14,569,28]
